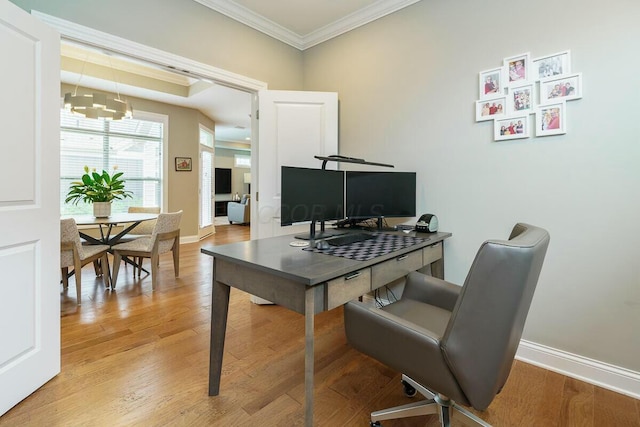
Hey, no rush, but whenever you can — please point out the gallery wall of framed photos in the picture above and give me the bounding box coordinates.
[476,50,583,142]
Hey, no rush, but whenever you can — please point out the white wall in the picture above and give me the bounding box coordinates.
[303,0,640,374]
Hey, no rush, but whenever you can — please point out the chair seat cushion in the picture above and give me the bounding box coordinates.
[79,244,110,261]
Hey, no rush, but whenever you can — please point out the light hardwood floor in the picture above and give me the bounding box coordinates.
[1,224,638,426]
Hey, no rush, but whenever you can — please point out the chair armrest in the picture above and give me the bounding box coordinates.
[403,271,461,311]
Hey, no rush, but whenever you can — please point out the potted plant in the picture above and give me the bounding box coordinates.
[65,165,133,217]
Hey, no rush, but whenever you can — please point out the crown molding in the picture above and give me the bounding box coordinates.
[32,10,267,92]
[193,0,421,51]
[302,0,421,50]
[193,0,304,49]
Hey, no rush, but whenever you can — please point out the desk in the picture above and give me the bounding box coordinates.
[64,213,158,246]
[201,230,451,426]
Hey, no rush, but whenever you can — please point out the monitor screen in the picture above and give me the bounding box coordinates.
[346,171,416,219]
[280,166,345,226]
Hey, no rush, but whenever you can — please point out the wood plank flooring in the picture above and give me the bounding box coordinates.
[1,224,638,426]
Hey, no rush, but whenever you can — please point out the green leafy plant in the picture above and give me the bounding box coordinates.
[65,165,133,205]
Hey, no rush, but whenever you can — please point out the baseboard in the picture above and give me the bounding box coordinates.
[180,235,199,244]
[516,340,640,399]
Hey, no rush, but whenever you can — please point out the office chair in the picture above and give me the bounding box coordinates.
[344,223,550,426]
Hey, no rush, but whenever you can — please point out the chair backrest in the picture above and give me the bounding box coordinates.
[127,206,161,235]
[60,218,82,267]
[151,210,182,253]
[441,223,550,410]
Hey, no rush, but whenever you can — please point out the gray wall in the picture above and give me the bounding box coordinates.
[303,0,640,372]
[12,0,640,375]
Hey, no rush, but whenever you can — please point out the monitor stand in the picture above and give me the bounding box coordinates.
[294,220,349,240]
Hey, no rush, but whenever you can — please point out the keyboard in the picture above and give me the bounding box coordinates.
[327,232,375,246]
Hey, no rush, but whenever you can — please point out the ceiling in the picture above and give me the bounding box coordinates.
[60,0,420,145]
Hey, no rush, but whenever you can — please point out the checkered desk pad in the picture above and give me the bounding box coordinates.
[303,233,428,261]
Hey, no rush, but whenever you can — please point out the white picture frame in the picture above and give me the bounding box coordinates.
[539,72,582,105]
[494,115,530,141]
[507,82,536,115]
[532,50,571,81]
[479,66,505,99]
[503,52,531,85]
[475,96,507,121]
[536,101,567,137]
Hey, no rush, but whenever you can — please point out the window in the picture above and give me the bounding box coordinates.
[234,154,251,168]
[60,110,164,215]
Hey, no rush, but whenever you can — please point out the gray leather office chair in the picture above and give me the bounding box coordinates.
[344,223,550,427]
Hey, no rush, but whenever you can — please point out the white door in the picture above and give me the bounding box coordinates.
[0,1,61,416]
[199,125,215,238]
[254,90,338,240]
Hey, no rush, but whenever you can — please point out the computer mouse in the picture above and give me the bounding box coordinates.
[315,240,330,250]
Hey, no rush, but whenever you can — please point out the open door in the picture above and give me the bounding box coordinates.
[0,1,61,415]
[254,90,338,240]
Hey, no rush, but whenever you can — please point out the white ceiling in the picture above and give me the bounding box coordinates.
[60,0,420,145]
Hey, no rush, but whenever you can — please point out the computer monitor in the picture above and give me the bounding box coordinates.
[281,166,345,238]
[345,171,416,223]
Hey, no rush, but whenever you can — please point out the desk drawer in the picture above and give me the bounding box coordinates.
[326,268,371,310]
[423,242,443,265]
[371,250,423,290]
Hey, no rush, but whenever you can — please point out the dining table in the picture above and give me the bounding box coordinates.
[62,212,160,280]
[63,212,159,246]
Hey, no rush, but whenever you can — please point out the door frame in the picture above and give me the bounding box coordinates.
[33,11,266,235]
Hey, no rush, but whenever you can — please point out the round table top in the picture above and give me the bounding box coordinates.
[62,212,158,226]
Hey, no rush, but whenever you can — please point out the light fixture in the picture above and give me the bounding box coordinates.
[64,52,133,120]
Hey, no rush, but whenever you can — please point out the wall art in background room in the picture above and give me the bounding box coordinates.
[175,157,192,171]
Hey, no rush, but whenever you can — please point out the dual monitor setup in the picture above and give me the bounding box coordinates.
[280,166,416,240]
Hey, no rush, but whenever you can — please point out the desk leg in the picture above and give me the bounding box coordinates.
[209,267,230,396]
[431,258,445,279]
[304,288,315,427]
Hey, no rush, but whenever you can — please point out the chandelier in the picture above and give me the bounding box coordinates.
[64,52,133,120]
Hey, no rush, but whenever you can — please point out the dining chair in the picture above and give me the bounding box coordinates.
[60,218,111,304]
[126,206,160,236]
[110,210,182,290]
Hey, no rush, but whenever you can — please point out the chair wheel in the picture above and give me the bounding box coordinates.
[370,422,381,427]
[402,379,417,397]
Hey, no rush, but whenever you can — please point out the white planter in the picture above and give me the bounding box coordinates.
[93,202,112,218]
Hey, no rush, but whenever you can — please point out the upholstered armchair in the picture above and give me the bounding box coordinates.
[344,223,550,427]
[227,194,250,224]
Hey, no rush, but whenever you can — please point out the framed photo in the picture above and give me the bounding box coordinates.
[539,72,582,104]
[503,52,531,85]
[479,67,505,99]
[175,157,192,171]
[536,101,566,137]
[532,50,571,80]
[494,115,530,141]
[508,82,536,114]
[475,96,507,121]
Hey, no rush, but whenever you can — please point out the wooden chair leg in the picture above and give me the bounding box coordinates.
[101,253,111,289]
[61,267,69,289]
[73,260,82,305]
[112,252,122,289]
[173,245,179,278]
[151,253,159,290]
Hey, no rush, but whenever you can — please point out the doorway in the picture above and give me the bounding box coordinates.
[36,11,265,238]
